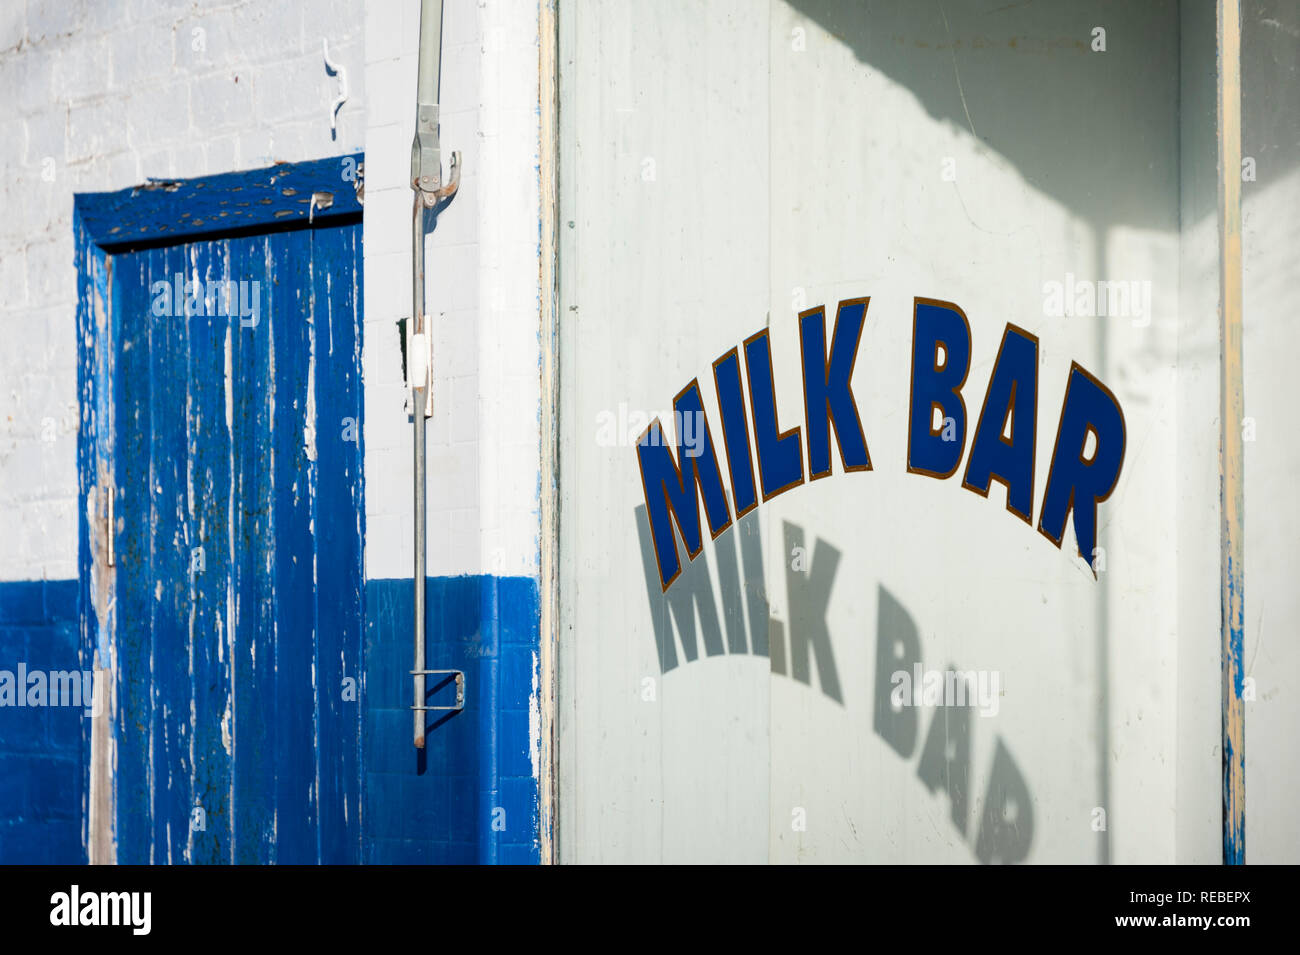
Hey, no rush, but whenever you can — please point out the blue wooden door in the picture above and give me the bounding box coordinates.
[94,167,364,863]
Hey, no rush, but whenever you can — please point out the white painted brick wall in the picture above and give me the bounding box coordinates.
[1,0,544,587]
[362,0,542,581]
[0,0,367,582]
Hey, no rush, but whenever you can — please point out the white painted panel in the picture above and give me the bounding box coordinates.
[558,0,774,863]
[558,0,1223,863]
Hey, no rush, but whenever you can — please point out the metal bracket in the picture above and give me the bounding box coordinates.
[411,105,462,207]
[411,669,465,712]
[417,152,461,208]
[322,38,349,138]
[411,104,441,191]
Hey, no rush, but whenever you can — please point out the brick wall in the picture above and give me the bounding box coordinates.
[0,0,366,582]
[0,580,82,861]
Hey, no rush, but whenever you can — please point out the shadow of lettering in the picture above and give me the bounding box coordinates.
[917,665,972,836]
[874,585,921,756]
[975,738,1035,865]
[783,522,843,702]
[873,584,1034,863]
[635,504,725,671]
[714,508,750,655]
[634,506,838,703]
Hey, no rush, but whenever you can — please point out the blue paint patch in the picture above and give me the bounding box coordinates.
[363,576,540,864]
[0,580,86,864]
[1223,552,1246,865]
[74,155,364,250]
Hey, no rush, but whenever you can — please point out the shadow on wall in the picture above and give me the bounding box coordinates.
[876,584,1035,864]
[633,504,1035,861]
[785,0,1191,229]
[634,505,843,703]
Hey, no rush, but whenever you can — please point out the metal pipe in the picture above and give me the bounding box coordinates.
[413,195,427,749]
[410,0,460,749]
[411,0,440,750]
[411,0,445,198]
[416,0,443,107]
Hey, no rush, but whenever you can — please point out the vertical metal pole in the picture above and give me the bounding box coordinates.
[410,0,460,748]
[1217,0,1246,865]
[413,196,427,749]
[537,0,561,864]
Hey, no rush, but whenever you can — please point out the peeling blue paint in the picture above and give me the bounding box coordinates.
[1223,552,1246,865]
[76,155,364,251]
[106,225,364,864]
[1226,555,1246,701]
[77,159,365,864]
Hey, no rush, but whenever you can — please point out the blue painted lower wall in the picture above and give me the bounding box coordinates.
[363,576,541,864]
[0,575,540,864]
[0,580,85,864]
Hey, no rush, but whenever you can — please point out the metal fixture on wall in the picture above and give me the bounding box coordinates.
[322,37,348,138]
[409,0,462,748]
